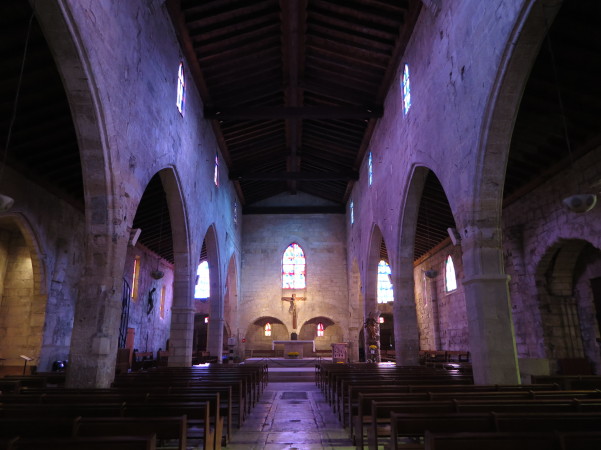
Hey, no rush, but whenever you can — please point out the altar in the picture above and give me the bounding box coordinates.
[272,340,315,358]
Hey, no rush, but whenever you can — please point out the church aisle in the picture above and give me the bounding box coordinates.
[226,381,354,450]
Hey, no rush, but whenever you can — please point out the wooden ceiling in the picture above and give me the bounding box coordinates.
[1,1,599,262]
[167,0,422,210]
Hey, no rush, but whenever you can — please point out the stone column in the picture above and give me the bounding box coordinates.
[66,248,125,387]
[425,274,442,349]
[393,273,420,366]
[207,291,224,363]
[168,276,194,366]
[461,227,520,384]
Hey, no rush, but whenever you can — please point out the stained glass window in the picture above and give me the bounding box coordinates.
[233,201,238,225]
[131,256,140,300]
[402,63,411,115]
[317,322,325,337]
[350,200,354,225]
[176,62,185,116]
[445,255,457,292]
[377,260,394,303]
[264,322,272,336]
[282,243,306,289]
[195,260,210,299]
[214,154,219,187]
[368,152,373,186]
[159,286,166,319]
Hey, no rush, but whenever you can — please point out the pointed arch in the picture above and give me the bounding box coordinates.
[202,224,223,362]
[157,168,192,366]
[395,165,430,365]
[34,2,121,387]
[0,215,48,367]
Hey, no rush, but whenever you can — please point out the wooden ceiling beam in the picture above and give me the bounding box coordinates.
[230,170,359,182]
[206,105,382,120]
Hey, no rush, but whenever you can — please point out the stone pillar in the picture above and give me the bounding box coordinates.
[393,273,420,366]
[207,292,224,363]
[168,276,194,366]
[66,276,124,388]
[461,227,520,384]
[425,274,442,349]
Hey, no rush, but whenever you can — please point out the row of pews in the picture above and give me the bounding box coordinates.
[316,362,601,449]
[0,363,267,449]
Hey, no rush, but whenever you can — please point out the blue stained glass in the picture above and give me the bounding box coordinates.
[368,152,373,186]
[350,200,354,225]
[377,260,394,303]
[402,63,411,115]
[282,243,306,289]
[176,62,185,116]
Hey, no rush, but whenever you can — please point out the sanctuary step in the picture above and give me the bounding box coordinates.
[269,367,316,382]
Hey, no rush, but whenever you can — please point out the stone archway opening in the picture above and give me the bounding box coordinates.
[536,239,601,374]
[0,216,45,371]
[245,317,288,358]
[299,316,342,356]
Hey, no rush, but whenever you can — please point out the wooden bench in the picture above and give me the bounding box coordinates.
[387,412,601,450]
[74,416,187,450]
[423,431,560,450]
[0,417,76,439]
[9,434,157,449]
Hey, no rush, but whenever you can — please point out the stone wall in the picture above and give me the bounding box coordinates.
[413,242,468,352]
[0,167,85,371]
[503,144,601,370]
[124,244,174,354]
[240,208,349,354]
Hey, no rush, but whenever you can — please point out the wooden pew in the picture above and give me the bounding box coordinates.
[9,434,157,449]
[0,417,75,439]
[74,416,187,450]
[423,431,560,450]
[124,401,219,450]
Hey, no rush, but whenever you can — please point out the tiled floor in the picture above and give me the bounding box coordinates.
[227,381,354,450]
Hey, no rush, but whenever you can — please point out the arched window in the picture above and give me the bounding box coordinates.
[445,255,457,292]
[402,63,411,115]
[368,152,373,186]
[317,322,325,337]
[214,154,219,187]
[282,243,306,289]
[377,260,394,303]
[264,322,272,336]
[194,260,210,299]
[350,200,354,225]
[176,61,185,116]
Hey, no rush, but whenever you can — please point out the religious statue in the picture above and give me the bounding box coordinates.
[281,293,305,329]
[364,310,381,344]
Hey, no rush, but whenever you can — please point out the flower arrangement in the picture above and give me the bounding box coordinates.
[287,351,300,357]
[368,345,377,350]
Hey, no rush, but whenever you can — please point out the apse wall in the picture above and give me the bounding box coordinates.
[240,213,349,354]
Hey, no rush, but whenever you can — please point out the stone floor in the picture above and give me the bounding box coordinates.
[226,379,354,450]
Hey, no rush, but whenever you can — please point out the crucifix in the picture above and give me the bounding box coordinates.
[281,293,306,329]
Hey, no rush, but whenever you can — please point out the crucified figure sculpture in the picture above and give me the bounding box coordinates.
[281,293,306,329]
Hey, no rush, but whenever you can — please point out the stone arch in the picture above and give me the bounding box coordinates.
[535,239,601,374]
[0,214,47,368]
[299,316,343,353]
[33,3,123,387]
[202,224,223,361]
[155,167,191,366]
[364,224,385,361]
[474,0,559,228]
[246,316,288,356]
[395,165,429,365]
[349,258,363,362]
[224,253,239,348]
